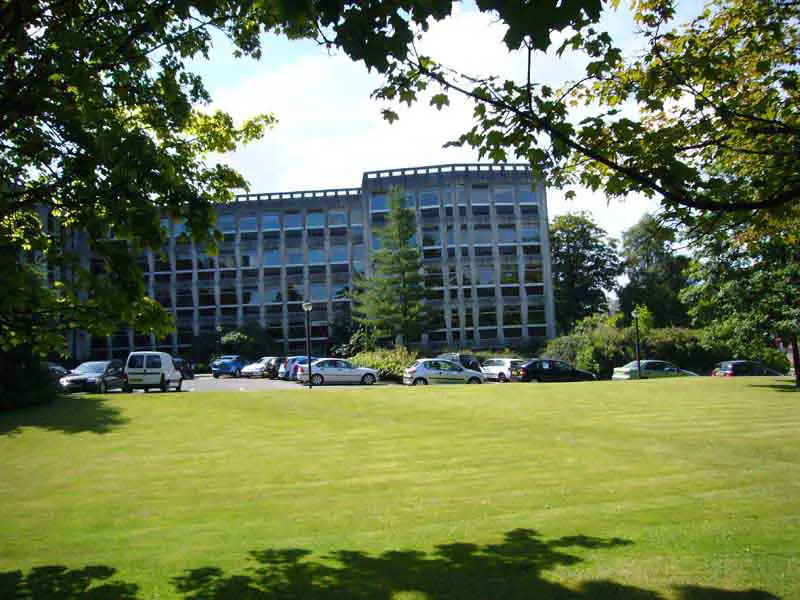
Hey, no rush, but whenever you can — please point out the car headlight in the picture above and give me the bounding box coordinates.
[59,377,69,385]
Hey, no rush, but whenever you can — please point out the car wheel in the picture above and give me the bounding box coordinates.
[468,377,482,384]
[529,378,540,383]
[122,384,132,393]
[497,373,507,383]
[361,373,376,385]
[160,375,168,392]
[213,374,219,379]
[310,374,324,386]
[174,378,182,392]
[98,381,107,394]
[234,369,241,378]
[413,378,427,386]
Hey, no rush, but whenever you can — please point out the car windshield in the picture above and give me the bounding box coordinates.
[622,361,640,369]
[74,362,106,374]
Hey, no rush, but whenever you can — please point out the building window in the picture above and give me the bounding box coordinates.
[328,209,347,227]
[239,215,258,232]
[520,227,539,243]
[518,188,536,204]
[498,225,517,244]
[284,212,303,229]
[307,210,325,229]
[495,187,514,204]
[420,190,438,207]
[371,194,387,211]
[471,185,489,205]
[217,214,236,233]
[263,213,280,230]
[473,224,492,245]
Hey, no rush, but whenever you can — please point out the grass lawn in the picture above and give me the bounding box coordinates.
[0,378,798,599]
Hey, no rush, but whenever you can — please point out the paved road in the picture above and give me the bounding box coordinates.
[182,374,388,392]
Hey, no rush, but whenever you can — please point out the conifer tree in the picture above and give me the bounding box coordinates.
[352,188,429,344]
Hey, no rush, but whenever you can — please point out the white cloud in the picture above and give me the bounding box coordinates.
[202,4,659,237]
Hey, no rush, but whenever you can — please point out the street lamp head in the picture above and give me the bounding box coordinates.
[302,301,313,312]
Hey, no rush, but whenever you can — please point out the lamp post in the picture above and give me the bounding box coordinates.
[215,324,222,360]
[302,301,313,389]
[632,308,642,380]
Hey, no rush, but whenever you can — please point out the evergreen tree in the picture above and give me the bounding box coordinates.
[352,189,428,344]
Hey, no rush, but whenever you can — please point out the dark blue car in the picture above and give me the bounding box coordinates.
[211,355,246,378]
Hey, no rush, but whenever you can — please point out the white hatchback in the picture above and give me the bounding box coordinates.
[481,357,526,382]
[123,351,183,392]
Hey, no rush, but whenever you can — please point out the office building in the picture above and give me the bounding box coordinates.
[88,163,556,358]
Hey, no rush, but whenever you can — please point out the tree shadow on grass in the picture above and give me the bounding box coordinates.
[746,380,798,393]
[170,529,780,600]
[0,531,780,599]
[0,394,129,436]
[0,565,139,599]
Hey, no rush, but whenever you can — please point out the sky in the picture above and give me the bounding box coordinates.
[189,1,703,239]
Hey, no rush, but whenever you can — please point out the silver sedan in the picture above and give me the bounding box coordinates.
[403,359,486,385]
[296,358,379,386]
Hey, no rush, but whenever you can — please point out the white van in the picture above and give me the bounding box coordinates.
[123,351,183,392]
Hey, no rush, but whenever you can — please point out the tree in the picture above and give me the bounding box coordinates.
[681,225,800,387]
[0,0,289,360]
[220,321,275,358]
[618,215,691,327]
[549,212,621,334]
[351,188,429,344]
[368,0,799,225]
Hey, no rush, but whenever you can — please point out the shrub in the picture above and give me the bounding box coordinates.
[350,346,418,382]
[0,349,60,410]
[541,335,583,365]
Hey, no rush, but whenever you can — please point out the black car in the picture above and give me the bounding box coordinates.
[46,361,68,381]
[172,358,195,380]
[265,357,284,379]
[436,352,482,372]
[59,360,125,393]
[712,360,783,377]
[514,359,596,383]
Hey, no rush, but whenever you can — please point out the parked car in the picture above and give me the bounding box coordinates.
[123,351,183,392]
[59,360,125,393]
[211,355,246,378]
[612,360,697,380]
[277,356,317,380]
[297,358,379,386]
[264,356,284,379]
[481,357,527,382]
[712,360,783,377]
[172,357,195,380]
[47,361,69,381]
[403,358,486,385]
[436,352,482,372]
[514,359,596,383]
[291,357,318,380]
[241,356,276,378]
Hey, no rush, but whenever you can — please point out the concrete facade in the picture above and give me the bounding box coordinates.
[89,163,556,358]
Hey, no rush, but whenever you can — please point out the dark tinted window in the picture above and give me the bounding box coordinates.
[145,355,162,369]
[128,355,144,369]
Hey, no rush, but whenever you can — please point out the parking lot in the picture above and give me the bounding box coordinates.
[182,374,392,392]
